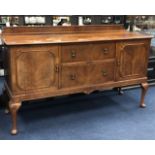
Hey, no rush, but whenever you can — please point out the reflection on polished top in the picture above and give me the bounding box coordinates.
[2,25,153,45]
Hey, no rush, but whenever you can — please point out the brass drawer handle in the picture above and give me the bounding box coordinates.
[70,74,76,80]
[102,70,107,76]
[71,50,76,58]
[55,65,59,73]
[117,60,120,66]
[103,48,109,54]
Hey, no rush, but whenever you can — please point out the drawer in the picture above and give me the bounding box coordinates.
[88,60,115,84]
[61,42,115,63]
[61,44,89,63]
[61,63,88,88]
[90,43,115,60]
[61,60,115,88]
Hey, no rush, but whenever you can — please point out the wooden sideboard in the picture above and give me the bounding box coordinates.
[1,25,152,135]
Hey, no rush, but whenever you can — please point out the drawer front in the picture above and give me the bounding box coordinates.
[61,44,89,63]
[90,43,115,60]
[61,42,115,63]
[61,63,87,88]
[88,60,115,84]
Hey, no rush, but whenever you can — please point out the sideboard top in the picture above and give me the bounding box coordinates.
[2,25,153,45]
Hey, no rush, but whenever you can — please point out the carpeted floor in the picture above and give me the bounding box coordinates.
[0,77,155,140]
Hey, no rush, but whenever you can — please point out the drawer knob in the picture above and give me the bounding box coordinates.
[71,50,76,58]
[103,48,108,54]
[102,70,107,76]
[70,74,76,80]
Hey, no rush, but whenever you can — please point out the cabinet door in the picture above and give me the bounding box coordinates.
[116,40,150,81]
[13,45,59,92]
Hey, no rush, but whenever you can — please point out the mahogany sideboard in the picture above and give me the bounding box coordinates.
[1,25,152,135]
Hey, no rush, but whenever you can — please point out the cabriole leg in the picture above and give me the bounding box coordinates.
[113,87,124,95]
[118,87,124,95]
[139,82,149,108]
[9,101,21,135]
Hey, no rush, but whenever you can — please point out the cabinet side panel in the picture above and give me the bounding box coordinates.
[4,46,13,91]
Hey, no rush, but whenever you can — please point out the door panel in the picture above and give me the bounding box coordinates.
[14,45,59,92]
[116,41,149,80]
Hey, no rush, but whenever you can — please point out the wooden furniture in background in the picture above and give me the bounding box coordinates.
[1,25,152,135]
